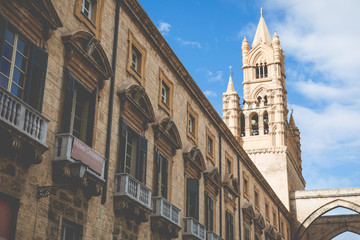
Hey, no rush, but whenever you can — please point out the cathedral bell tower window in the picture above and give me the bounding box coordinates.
[255,62,268,79]
[264,112,269,135]
[251,114,259,136]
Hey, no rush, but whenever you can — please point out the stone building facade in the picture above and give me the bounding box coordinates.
[0,1,358,240]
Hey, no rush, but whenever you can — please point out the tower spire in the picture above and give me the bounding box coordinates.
[252,7,272,47]
[226,66,235,93]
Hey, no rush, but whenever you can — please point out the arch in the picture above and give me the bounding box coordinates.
[251,84,268,101]
[118,83,155,125]
[248,44,273,66]
[323,226,360,240]
[183,145,206,179]
[62,30,113,83]
[296,199,360,239]
[153,115,182,154]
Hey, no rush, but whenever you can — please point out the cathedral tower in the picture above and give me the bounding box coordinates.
[223,8,305,209]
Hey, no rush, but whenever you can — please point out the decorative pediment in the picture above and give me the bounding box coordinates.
[241,200,256,220]
[183,145,206,179]
[265,224,276,240]
[28,0,63,30]
[222,173,240,198]
[204,167,222,196]
[118,84,155,131]
[62,30,112,90]
[254,213,266,230]
[152,116,182,155]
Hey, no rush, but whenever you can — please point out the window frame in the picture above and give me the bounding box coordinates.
[265,200,270,222]
[243,172,249,200]
[154,149,169,199]
[206,128,215,163]
[119,119,148,183]
[127,31,146,86]
[205,192,215,232]
[61,218,82,240]
[254,187,260,210]
[272,208,278,229]
[186,104,198,144]
[186,177,199,220]
[158,69,173,116]
[226,210,234,240]
[75,0,104,37]
[226,153,233,175]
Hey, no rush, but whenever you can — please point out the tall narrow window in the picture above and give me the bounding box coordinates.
[264,95,268,106]
[158,70,173,116]
[186,178,199,220]
[127,32,146,85]
[62,71,96,146]
[254,188,260,210]
[265,201,270,221]
[251,114,259,136]
[260,63,263,78]
[226,211,234,240]
[255,63,259,79]
[0,17,48,112]
[264,112,269,135]
[241,113,245,137]
[226,158,232,175]
[187,104,198,144]
[154,151,168,198]
[119,120,148,183]
[273,209,278,228]
[243,175,249,199]
[244,225,250,240]
[131,46,141,73]
[206,129,215,162]
[264,62,268,77]
[61,219,82,240]
[205,193,214,231]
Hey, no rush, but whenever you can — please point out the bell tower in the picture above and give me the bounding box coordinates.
[224,8,305,209]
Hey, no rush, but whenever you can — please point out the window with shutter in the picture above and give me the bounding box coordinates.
[154,150,169,198]
[205,193,214,231]
[226,210,234,240]
[0,14,48,112]
[119,119,148,184]
[186,178,199,220]
[61,70,96,147]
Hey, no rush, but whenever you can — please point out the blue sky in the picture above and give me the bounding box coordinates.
[137,0,360,195]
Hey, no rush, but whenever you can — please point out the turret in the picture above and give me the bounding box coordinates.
[242,36,250,66]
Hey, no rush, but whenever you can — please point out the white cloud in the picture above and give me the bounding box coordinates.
[204,90,217,98]
[196,68,224,82]
[158,21,171,35]
[176,37,202,48]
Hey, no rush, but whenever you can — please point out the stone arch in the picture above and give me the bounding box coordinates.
[323,225,360,240]
[296,199,360,239]
[248,44,273,66]
[183,145,206,179]
[153,116,182,155]
[251,85,268,101]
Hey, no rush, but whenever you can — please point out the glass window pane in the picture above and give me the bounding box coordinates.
[4,29,14,44]
[3,43,13,60]
[12,68,25,87]
[0,74,8,89]
[0,59,11,77]
[15,52,27,71]
[16,38,29,56]
[10,84,23,98]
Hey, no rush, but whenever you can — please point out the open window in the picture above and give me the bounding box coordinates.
[186,178,199,220]
[256,62,268,79]
[264,112,269,135]
[251,113,259,136]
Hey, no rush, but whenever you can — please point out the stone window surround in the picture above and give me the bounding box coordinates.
[206,128,215,163]
[243,171,250,200]
[126,31,146,86]
[74,0,104,37]
[186,103,198,145]
[158,69,173,116]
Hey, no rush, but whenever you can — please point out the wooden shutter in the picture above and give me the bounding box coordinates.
[137,134,148,183]
[118,119,128,173]
[162,156,168,198]
[61,70,75,133]
[26,44,48,112]
[86,89,97,147]
[154,148,160,196]
[186,178,199,220]
[0,13,8,58]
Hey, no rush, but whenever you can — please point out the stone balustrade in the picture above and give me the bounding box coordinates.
[183,217,206,240]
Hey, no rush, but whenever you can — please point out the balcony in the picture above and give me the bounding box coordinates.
[207,232,223,240]
[151,196,181,238]
[52,134,105,197]
[114,173,152,223]
[183,217,206,240]
[0,87,49,166]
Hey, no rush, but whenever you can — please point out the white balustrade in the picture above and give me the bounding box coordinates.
[183,217,206,240]
[152,196,181,227]
[207,231,223,240]
[0,87,48,146]
[115,173,152,210]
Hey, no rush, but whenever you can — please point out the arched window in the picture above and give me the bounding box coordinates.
[264,62,268,78]
[264,96,268,106]
[255,62,268,79]
[241,114,245,137]
[251,114,259,136]
[264,112,269,134]
[257,96,262,104]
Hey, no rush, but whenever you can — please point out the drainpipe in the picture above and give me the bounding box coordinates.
[238,154,242,239]
[219,132,222,237]
[101,0,120,204]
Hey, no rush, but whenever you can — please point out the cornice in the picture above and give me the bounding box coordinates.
[121,0,292,221]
